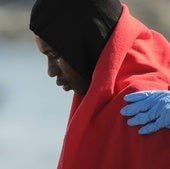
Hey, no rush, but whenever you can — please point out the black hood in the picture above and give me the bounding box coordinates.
[30,0,122,79]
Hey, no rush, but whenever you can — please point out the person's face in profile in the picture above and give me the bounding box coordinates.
[34,35,90,95]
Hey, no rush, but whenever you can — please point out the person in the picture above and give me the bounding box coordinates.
[121,90,170,134]
[29,0,170,169]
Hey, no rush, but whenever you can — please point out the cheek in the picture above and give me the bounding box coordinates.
[48,59,61,77]
[57,59,90,93]
[57,60,74,77]
[60,63,80,85]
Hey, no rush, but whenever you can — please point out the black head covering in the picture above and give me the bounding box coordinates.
[30,0,122,79]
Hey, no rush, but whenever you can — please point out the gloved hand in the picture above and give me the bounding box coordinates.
[120,90,170,134]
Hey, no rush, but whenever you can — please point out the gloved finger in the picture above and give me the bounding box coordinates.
[156,108,170,129]
[124,91,154,102]
[138,111,170,134]
[138,122,160,134]
[127,113,148,126]
[124,90,162,102]
[120,98,151,116]
[120,102,142,116]
[127,103,162,126]
[121,91,163,116]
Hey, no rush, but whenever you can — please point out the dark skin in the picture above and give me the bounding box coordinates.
[31,0,122,96]
[34,35,90,95]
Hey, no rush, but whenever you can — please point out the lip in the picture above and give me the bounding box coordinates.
[56,77,66,86]
[56,78,72,91]
[56,79,64,86]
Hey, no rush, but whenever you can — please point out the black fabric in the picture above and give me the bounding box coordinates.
[30,0,122,79]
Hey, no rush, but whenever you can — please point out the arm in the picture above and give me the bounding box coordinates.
[120,90,170,134]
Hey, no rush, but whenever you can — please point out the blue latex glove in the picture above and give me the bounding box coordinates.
[120,90,170,134]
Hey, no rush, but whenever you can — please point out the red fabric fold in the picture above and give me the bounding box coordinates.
[57,4,170,169]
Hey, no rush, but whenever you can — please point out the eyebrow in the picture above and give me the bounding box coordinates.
[41,49,58,59]
[42,49,51,55]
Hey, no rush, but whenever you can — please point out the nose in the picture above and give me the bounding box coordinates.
[48,58,61,77]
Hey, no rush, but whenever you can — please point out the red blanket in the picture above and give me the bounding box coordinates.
[57,4,170,169]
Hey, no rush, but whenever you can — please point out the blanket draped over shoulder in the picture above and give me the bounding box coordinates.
[57,4,170,169]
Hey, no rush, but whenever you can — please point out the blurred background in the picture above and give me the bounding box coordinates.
[0,0,169,169]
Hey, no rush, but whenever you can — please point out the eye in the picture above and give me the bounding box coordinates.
[49,52,61,60]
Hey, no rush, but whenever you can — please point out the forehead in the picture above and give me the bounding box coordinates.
[34,34,53,53]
